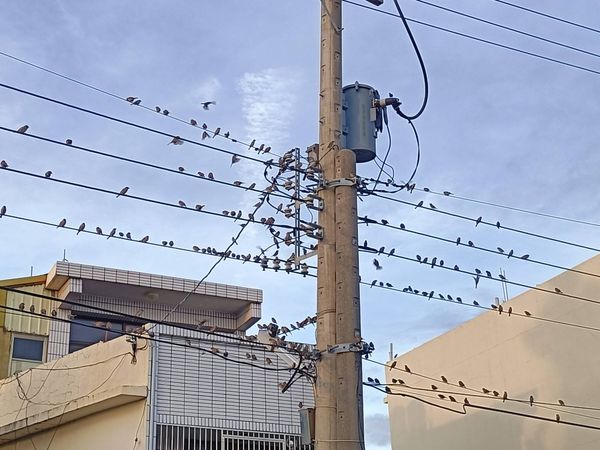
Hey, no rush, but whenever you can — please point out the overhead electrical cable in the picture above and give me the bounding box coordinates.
[342,0,600,76]
[0,167,299,231]
[0,82,306,173]
[414,0,600,59]
[0,126,296,203]
[358,217,600,280]
[367,192,600,252]
[493,0,600,35]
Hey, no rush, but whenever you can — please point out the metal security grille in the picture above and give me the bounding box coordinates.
[156,425,309,450]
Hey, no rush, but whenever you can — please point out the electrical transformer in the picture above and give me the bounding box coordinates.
[341,82,381,163]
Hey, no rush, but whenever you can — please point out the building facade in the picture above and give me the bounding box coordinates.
[0,261,314,449]
[386,255,600,450]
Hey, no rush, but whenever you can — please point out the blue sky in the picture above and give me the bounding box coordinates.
[1,1,600,448]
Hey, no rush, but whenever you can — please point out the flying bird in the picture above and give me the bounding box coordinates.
[17,125,29,134]
[231,154,241,165]
[373,259,382,270]
[202,101,216,110]
[117,187,129,197]
[169,136,184,145]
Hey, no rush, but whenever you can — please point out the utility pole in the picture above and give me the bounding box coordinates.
[315,0,363,448]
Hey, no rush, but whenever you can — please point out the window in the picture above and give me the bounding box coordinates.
[10,334,46,375]
[68,317,141,353]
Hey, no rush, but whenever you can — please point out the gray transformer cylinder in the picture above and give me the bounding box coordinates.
[341,82,377,163]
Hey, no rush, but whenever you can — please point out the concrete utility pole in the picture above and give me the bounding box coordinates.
[315,0,363,448]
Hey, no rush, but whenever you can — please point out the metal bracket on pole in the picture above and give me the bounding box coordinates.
[317,177,357,191]
[327,342,366,354]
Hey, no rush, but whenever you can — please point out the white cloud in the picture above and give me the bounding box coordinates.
[237,67,300,148]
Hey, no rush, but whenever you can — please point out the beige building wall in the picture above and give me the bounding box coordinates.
[386,255,600,450]
[0,399,147,450]
[0,335,149,449]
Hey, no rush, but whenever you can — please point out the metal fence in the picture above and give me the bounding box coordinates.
[156,424,311,450]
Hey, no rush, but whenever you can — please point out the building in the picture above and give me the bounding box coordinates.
[386,254,600,450]
[0,261,314,449]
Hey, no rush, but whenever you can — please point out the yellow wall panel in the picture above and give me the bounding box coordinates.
[4,285,54,336]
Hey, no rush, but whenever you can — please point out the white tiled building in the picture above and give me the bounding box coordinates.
[0,262,314,449]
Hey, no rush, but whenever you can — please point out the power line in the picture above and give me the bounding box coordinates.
[0,82,300,172]
[359,216,600,280]
[365,383,600,431]
[366,191,600,252]
[0,302,306,374]
[0,126,296,203]
[0,167,299,232]
[401,185,600,228]
[363,246,600,308]
[0,50,286,158]
[0,285,313,358]
[360,280,600,335]
[414,0,600,59]
[0,211,316,271]
[493,0,600,35]
[342,0,600,76]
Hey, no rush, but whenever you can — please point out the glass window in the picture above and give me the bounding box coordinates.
[68,317,140,353]
[12,337,44,361]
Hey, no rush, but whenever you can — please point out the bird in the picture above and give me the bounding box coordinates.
[558,399,565,406]
[556,414,560,423]
[65,139,73,145]
[140,235,149,243]
[0,205,5,218]
[169,136,184,145]
[497,247,505,254]
[429,203,436,210]
[468,240,474,247]
[482,388,490,394]
[107,228,116,239]
[208,172,214,180]
[443,191,452,196]
[0,160,8,169]
[404,365,411,373]
[126,232,132,240]
[475,216,482,226]
[125,96,137,103]
[213,127,221,137]
[554,287,563,294]
[44,171,52,178]
[131,99,141,106]
[415,200,423,209]
[493,390,499,397]
[507,249,514,258]
[162,110,169,116]
[373,259,382,270]
[192,245,200,252]
[524,310,532,316]
[529,395,534,406]
[248,139,256,150]
[370,280,377,288]
[17,125,29,134]
[496,221,501,229]
[453,265,459,271]
[464,397,470,405]
[190,119,198,126]
[449,396,457,403]
[473,276,480,288]
[458,380,465,388]
[441,375,448,383]
[195,204,205,211]
[95,227,103,235]
[431,384,438,390]
[155,106,161,113]
[385,282,393,288]
[57,218,67,228]
[231,154,241,165]
[201,131,210,140]
[178,167,185,172]
[473,300,479,306]
[521,254,530,260]
[508,306,512,316]
[77,223,85,235]
[202,101,216,110]
[178,200,186,208]
[117,186,129,197]
[502,391,508,402]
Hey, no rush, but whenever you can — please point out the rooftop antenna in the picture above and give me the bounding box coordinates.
[62,249,68,262]
[30,266,33,276]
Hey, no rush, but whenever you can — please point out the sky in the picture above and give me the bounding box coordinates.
[1,1,600,448]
